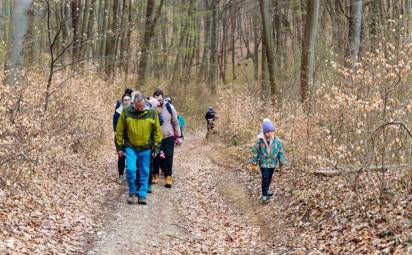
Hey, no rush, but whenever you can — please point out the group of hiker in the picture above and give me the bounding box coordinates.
[113,88,286,206]
[113,88,184,205]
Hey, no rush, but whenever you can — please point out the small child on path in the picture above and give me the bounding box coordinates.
[250,118,286,204]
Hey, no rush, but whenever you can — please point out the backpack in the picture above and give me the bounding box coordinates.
[160,102,174,126]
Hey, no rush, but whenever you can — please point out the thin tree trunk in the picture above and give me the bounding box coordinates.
[300,0,320,103]
[198,0,211,81]
[4,0,33,86]
[83,0,97,60]
[105,0,119,77]
[137,0,165,87]
[231,13,236,80]
[348,0,363,64]
[71,0,81,63]
[208,0,218,93]
[259,0,277,103]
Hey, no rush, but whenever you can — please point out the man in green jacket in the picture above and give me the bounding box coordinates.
[115,91,162,205]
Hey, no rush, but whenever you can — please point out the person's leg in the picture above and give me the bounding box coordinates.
[162,137,175,177]
[125,147,138,204]
[137,149,151,202]
[118,155,125,176]
[260,168,269,196]
[147,158,153,193]
[162,137,175,188]
[267,168,275,196]
[135,162,140,190]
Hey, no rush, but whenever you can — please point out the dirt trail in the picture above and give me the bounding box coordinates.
[87,134,274,254]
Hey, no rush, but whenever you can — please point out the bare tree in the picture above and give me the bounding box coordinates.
[348,0,363,64]
[259,0,277,103]
[4,0,33,86]
[137,0,165,87]
[300,0,320,103]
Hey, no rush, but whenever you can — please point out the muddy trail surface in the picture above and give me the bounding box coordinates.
[87,134,279,255]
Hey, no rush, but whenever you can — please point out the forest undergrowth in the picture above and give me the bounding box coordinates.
[212,42,412,254]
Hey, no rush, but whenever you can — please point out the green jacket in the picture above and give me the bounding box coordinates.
[115,104,162,153]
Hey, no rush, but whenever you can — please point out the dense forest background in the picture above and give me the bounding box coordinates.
[0,0,411,254]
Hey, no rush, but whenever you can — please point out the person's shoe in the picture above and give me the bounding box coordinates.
[165,176,173,188]
[152,174,159,184]
[267,191,274,197]
[127,194,137,205]
[138,197,147,205]
[260,196,269,204]
[147,185,152,193]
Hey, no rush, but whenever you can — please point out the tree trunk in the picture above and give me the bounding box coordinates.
[208,0,219,93]
[137,0,164,87]
[231,13,236,80]
[259,0,277,103]
[71,0,81,63]
[105,0,119,77]
[4,0,33,86]
[198,0,211,81]
[300,0,320,103]
[84,0,97,60]
[348,0,363,64]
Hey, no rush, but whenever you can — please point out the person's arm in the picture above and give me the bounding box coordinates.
[152,111,163,154]
[276,139,286,169]
[115,111,126,152]
[250,140,260,165]
[181,116,186,127]
[170,105,182,138]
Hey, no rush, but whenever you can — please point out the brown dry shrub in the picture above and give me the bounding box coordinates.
[214,42,412,253]
[0,71,119,253]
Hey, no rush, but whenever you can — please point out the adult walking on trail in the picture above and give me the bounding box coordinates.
[115,92,162,205]
[152,89,182,188]
[113,88,133,181]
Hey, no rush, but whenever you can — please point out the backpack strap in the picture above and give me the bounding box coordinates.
[165,102,173,117]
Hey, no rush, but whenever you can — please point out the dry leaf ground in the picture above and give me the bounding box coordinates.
[86,133,282,254]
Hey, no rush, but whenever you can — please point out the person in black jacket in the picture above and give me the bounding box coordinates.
[113,88,133,181]
[205,107,217,137]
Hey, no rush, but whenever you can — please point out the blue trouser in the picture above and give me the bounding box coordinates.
[125,147,151,199]
[260,168,275,196]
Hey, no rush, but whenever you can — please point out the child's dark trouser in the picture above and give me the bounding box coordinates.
[260,168,275,196]
[118,156,125,176]
[153,137,175,177]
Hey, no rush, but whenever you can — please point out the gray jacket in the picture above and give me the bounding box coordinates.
[160,103,181,140]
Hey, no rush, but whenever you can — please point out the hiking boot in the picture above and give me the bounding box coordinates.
[147,185,152,193]
[138,197,147,205]
[260,196,269,204]
[152,174,159,184]
[267,191,274,197]
[127,194,137,205]
[165,176,173,188]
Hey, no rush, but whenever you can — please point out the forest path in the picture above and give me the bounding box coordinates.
[87,134,273,254]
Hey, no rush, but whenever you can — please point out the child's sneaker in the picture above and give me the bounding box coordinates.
[267,191,274,197]
[260,196,269,204]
